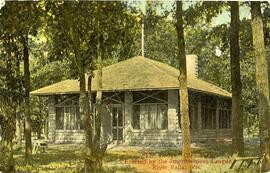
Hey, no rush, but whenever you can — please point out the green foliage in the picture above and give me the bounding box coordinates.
[184,1,226,25]
[45,1,135,75]
[0,1,45,166]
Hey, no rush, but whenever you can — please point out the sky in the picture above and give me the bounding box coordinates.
[127,1,251,26]
[0,1,251,25]
[212,5,251,26]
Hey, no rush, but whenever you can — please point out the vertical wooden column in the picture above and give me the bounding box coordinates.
[167,90,180,145]
[168,90,179,131]
[48,95,56,142]
[124,91,133,144]
[191,106,195,129]
[197,94,202,142]
[216,98,220,139]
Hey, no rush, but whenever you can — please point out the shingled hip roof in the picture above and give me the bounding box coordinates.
[31,56,231,98]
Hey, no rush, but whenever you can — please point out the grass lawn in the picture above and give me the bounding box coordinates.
[8,140,261,173]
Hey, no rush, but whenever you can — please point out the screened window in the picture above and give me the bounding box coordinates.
[218,99,231,129]
[201,96,216,129]
[56,107,64,129]
[132,105,140,129]
[132,91,168,130]
[201,106,216,129]
[189,104,198,129]
[55,95,83,130]
[219,109,231,129]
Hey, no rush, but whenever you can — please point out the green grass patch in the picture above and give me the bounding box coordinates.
[0,142,262,173]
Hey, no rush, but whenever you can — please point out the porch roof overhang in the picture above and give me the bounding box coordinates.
[30,56,232,98]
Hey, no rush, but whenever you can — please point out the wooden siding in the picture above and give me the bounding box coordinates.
[191,129,232,142]
[129,130,181,147]
[55,130,85,143]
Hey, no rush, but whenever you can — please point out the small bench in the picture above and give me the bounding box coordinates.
[229,157,261,170]
[33,140,48,154]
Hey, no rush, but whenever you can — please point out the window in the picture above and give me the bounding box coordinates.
[201,106,216,129]
[201,96,216,129]
[132,91,168,130]
[189,104,198,129]
[55,95,83,130]
[56,106,82,130]
[218,99,231,129]
[56,107,64,129]
[132,105,140,129]
[188,92,199,130]
[219,109,231,129]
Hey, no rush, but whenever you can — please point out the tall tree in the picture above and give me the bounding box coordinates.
[22,35,32,162]
[229,1,244,156]
[0,1,42,164]
[175,1,191,173]
[92,33,103,171]
[0,39,19,172]
[0,13,17,173]
[251,2,270,171]
[45,1,132,171]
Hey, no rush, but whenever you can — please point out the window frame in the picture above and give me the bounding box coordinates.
[132,91,168,130]
[218,99,232,129]
[55,95,83,131]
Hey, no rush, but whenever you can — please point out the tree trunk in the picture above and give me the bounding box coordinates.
[175,1,192,173]
[83,39,103,173]
[93,37,103,172]
[230,1,244,156]
[15,41,22,146]
[2,138,15,173]
[15,112,21,145]
[23,35,32,163]
[251,2,270,172]
[0,105,16,173]
[81,67,95,172]
[66,9,97,171]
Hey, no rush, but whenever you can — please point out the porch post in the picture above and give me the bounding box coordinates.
[216,98,220,139]
[197,94,202,141]
[48,95,56,142]
[168,90,178,130]
[168,90,179,146]
[124,91,133,144]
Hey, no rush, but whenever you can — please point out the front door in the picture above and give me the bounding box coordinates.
[111,105,124,143]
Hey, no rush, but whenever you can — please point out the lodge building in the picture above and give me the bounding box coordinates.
[31,55,232,146]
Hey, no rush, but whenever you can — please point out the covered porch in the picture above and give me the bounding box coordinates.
[189,92,232,142]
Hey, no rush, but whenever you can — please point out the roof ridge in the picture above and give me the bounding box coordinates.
[142,58,178,82]
[142,58,178,76]
[102,56,143,70]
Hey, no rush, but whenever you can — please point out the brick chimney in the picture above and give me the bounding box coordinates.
[186,54,198,78]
